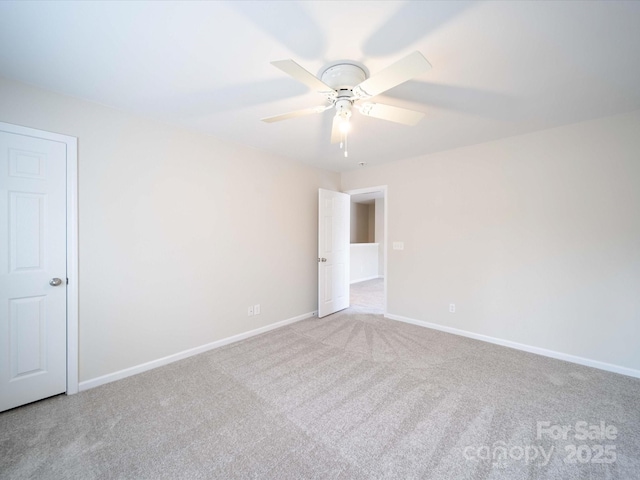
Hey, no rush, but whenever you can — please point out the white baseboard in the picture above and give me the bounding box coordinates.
[79,311,317,391]
[385,313,640,379]
[350,275,381,284]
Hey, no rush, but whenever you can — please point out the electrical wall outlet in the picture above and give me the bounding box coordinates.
[248,306,254,316]
[254,304,261,315]
[449,304,456,313]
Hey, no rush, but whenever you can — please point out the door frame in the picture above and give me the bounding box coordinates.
[0,121,79,395]
[344,185,388,315]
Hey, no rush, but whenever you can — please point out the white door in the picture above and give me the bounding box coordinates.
[0,130,68,412]
[318,189,350,318]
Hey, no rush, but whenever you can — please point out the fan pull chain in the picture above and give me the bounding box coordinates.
[344,132,348,158]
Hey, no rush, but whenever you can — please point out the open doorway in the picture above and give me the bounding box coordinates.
[346,186,387,315]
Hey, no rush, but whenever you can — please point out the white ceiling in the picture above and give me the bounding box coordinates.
[1,1,640,172]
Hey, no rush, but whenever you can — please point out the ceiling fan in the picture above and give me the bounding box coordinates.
[262,51,432,157]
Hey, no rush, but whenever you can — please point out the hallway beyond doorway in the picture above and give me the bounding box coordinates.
[349,278,384,314]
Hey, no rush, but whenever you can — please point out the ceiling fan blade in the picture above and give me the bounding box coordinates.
[271,59,334,94]
[358,103,425,126]
[353,51,432,99]
[330,114,342,144]
[261,105,330,123]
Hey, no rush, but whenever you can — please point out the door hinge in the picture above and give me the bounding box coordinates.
[66,278,69,285]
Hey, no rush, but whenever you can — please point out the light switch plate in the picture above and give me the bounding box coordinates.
[393,242,404,250]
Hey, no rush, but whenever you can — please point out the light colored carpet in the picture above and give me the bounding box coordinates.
[2,283,639,479]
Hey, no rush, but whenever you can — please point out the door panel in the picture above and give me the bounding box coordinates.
[10,192,46,271]
[0,131,67,412]
[10,296,47,379]
[318,189,349,318]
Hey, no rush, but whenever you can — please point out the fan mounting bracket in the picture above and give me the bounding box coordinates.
[320,63,368,91]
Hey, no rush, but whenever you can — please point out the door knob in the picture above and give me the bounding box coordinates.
[49,278,63,287]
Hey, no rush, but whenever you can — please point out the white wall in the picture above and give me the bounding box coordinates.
[0,77,340,383]
[342,110,640,373]
[350,243,379,284]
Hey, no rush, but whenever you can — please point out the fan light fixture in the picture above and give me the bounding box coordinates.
[262,51,432,158]
[338,115,351,134]
[334,100,353,156]
[338,115,350,157]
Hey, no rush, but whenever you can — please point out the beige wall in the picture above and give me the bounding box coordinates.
[350,202,370,243]
[0,77,340,382]
[367,203,375,243]
[375,198,385,276]
[342,110,640,372]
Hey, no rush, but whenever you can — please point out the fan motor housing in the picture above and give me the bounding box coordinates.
[321,63,367,90]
